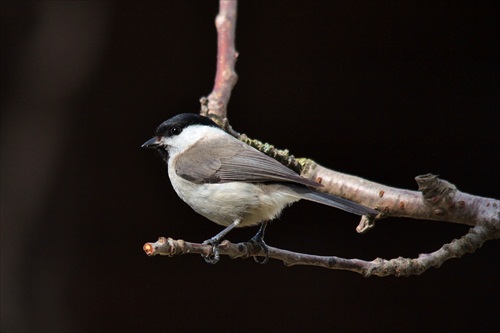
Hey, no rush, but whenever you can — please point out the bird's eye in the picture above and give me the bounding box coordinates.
[170,126,182,136]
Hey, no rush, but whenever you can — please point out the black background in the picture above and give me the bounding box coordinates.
[1,1,499,332]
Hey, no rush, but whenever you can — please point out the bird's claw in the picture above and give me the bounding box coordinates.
[251,223,270,264]
[251,238,269,264]
[202,238,220,264]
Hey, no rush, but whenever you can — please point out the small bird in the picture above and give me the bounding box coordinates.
[142,113,378,263]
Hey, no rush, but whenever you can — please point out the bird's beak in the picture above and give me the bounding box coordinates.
[141,137,161,148]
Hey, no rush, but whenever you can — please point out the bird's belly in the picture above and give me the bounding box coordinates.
[169,173,298,227]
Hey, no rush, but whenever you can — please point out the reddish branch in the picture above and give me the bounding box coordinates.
[144,0,500,273]
[200,0,238,125]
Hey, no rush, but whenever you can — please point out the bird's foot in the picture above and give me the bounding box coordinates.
[202,238,220,264]
[251,221,269,264]
[200,219,241,264]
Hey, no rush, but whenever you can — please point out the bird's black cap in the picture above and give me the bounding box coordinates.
[154,113,219,137]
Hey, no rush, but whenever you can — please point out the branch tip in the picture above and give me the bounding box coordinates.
[356,215,376,233]
[143,243,154,256]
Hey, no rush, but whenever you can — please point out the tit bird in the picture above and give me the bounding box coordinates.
[142,113,378,263]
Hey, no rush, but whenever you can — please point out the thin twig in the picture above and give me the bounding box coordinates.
[143,224,497,276]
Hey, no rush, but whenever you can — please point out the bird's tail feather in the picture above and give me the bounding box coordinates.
[288,185,378,216]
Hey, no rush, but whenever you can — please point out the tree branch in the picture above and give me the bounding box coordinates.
[143,0,500,273]
[143,223,498,276]
[301,168,500,231]
[200,0,238,130]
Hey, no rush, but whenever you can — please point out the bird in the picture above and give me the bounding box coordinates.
[142,113,378,263]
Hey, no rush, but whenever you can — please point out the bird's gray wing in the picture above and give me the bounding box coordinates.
[174,137,320,187]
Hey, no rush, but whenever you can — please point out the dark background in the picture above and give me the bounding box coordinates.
[1,1,499,332]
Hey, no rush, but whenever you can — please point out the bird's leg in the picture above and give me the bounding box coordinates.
[202,219,241,264]
[251,221,269,264]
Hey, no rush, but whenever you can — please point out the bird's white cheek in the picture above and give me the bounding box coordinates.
[166,125,226,156]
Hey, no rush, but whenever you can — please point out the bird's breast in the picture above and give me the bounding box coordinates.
[167,162,299,227]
